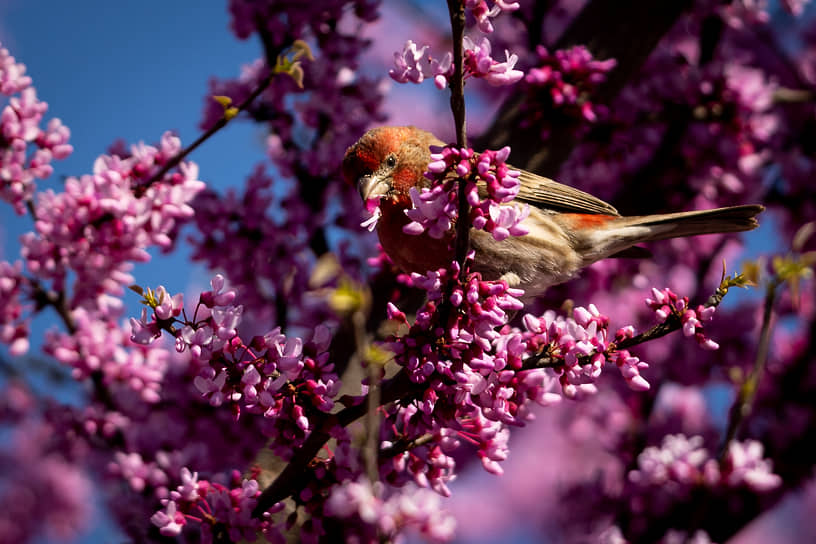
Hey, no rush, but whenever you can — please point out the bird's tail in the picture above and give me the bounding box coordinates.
[583,204,764,261]
[620,204,764,241]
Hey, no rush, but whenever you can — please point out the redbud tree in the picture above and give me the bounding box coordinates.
[1,1,815,543]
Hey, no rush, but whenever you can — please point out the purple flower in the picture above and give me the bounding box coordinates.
[465,0,520,33]
[629,434,781,496]
[404,185,457,239]
[389,40,430,84]
[0,260,29,355]
[522,45,616,136]
[462,37,524,86]
[326,480,456,541]
[1,44,73,214]
[646,287,720,350]
[389,36,522,90]
[151,500,185,536]
[721,440,782,491]
[0,45,32,94]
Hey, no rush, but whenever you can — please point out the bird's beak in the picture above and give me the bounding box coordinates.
[357,174,390,202]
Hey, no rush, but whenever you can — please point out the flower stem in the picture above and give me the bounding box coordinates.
[446,0,470,268]
[718,278,779,462]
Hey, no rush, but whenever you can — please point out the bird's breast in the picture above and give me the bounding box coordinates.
[376,200,454,274]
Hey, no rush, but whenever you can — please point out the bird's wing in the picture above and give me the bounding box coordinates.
[513,168,620,216]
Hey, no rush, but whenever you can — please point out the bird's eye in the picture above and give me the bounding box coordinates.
[385,155,397,168]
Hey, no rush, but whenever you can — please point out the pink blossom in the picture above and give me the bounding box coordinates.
[0,45,72,214]
[646,287,720,351]
[465,0,520,33]
[462,36,524,86]
[150,500,185,536]
[389,40,430,84]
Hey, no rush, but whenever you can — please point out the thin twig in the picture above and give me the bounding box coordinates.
[136,77,269,195]
[379,433,436,459]
[134,40,291,196]
[29,278,76,334]
[446,0,470,268]
[718,279,778,461]
[523,282,727,371]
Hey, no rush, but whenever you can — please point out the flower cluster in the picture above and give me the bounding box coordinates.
[390,40,453,90]
[132,275,341,450]
[325,480,457,542]
[460,36,524,87]
[0,260,28,355]
[646,287,719,350]
[557,40,777,211]
[466,0,520,33]
[401,145,529,242]
[628,434,781,494]
[20,132,204,317]
[521,305,651,395]
[46,308,170,402]
[378,266,537,484]
[390,37,523,89]
[0,43,73,214]
[151,467,282,540]
[376,262,662,489]
[522,45,617,135]
[389,0,521,90]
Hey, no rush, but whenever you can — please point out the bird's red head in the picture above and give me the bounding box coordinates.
[342,126,442,205]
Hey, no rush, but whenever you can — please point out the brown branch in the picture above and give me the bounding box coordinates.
[29,278,76,334]
[252,278,738,517]
[252,370,422,517]
[523,281,728,371]
[446,0,470,269]
[134,38,293,197]
[358,310,381,485]
[135,77,272,196]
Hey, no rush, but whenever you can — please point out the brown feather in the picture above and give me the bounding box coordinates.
[514,169,620,215]
[610,205,765,240]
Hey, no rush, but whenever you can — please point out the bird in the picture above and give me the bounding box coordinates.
[342,125,764,298]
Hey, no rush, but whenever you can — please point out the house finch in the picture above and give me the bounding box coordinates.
[343,126,764,297]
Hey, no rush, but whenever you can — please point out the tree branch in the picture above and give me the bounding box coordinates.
[718,278,778,461]
[446,0,470,269]
[523,279,729,371]
[134,36,293,196]
[252,370,422,516]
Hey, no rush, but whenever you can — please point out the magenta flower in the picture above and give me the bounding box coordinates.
[389,40,430,84]
[1,45,73,214]
[465,0,520,33]
[462,36,524,86]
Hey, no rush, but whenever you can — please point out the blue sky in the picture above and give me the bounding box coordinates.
[0,1,265,182]
[0,2,268,347]
[0,3,266,541]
